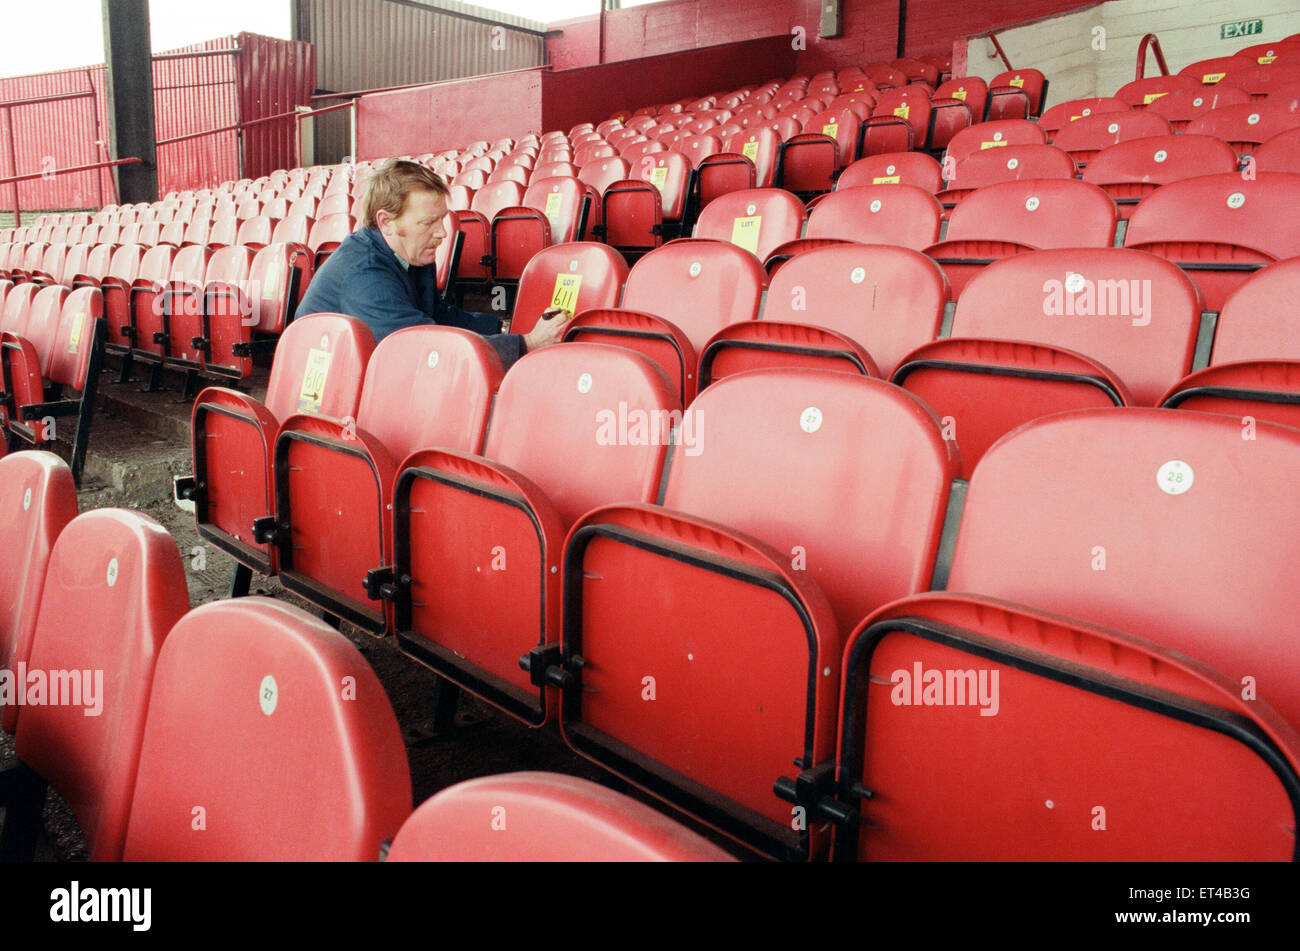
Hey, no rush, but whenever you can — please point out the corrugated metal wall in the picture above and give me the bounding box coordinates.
[154,38,243,199]
[239,33,317,179]
[0,68,111,212]
[295,0,546,162]
[0,32,313,213]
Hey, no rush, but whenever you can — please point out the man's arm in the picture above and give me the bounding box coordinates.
[433,296,527,368]
[331,260,527,367]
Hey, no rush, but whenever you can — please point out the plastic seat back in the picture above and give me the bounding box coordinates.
[14,509,189,861]
[948,408,1300,733]
[122,598,411,860]
[804,184,941,251]
[0,452,78,734]
[694,188,804,262]
[1124,171,1300,310]
[387,773,734,861]
[620,238,767,354]
[509,242,629,338]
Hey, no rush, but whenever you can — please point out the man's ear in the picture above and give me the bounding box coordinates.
[374,209,392,233]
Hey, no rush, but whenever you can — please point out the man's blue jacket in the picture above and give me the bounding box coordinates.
[296,226,526,368]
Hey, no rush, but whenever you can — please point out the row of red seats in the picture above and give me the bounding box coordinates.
[436,120,1298,283]
[0,210,351,279]
[0,237,308,387]
[0,285,104,484]
[627,172,1300,310]
[0,451,731,861]
[180,311,1300,860]
[205,236,1300,624]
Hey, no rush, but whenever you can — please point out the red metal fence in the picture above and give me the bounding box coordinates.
[0,31,313,212]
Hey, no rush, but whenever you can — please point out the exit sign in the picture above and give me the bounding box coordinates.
[1221,19,1263,39]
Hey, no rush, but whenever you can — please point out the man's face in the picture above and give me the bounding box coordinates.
[377,188,448,267]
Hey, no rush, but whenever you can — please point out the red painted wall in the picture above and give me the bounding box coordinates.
[357,36,797,157]
[355,0,1099,158]
[356,68,545,159]
[546,0,1096,74]
[541,36,798,132]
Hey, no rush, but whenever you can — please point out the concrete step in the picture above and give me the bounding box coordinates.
[52,409,191,509]
[91,357,270,445]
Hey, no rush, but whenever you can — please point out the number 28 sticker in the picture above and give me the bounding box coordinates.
[1157,460,1193,495]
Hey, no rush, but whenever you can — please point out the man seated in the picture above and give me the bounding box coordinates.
[296,158,568,369]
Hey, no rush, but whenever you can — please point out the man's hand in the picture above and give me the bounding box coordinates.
[522,306,572,352]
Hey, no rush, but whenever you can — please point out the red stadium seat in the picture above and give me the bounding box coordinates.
[387,773,735,861]
[693,188,804,262]
[246,242,312,336]
[1218,63,1300,99]
[121,598,411,860]
[1082,134,1240,218]
[576,156,630,237]
[931,77,989,149]
[1161,258,1300,428]
[506,242,629,338]
[121,244,174,369]
[1236,39,1300,65]
[12,242,47,284]
[936,145,1077,210]
[783,184,942,253]
[778,108,862,198]
[924,179,1118,298]
[677,133,723,169]
[861,88,932,154]
[489,176,589,285]
[0,452,78,736]
[839,590,1300,860]
[702,127,780,201]
[837,152,943,192]
[1124,171,1300,311]
[602,151,692,256]
[944,407,1300,737]
[1179,55,1258,85]
[306,213,354,272]
[930,76,987,150]
[2,286,106,484]
[157,244,211,374]
[552,370,959,860]
[236,215,274,249]
[1037,97,1129,137]
[563,238,767,403]
[268,326,503,633]
[1114,72,1201,107]
[1145,84,1250,131]
[1185,100,1300,155]
[1254,127,1300,172]
[987,68,1047,120]
[943,119,1046,166]
[57,244,91,288]
[892,248,1201,477]
[31,244,68,287]
[704,243,947,385]
[389,343,678,727]
[181,313,376,578]
[1050,110,1173,165]
[453,181,524,286]
[9,509,189,861]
